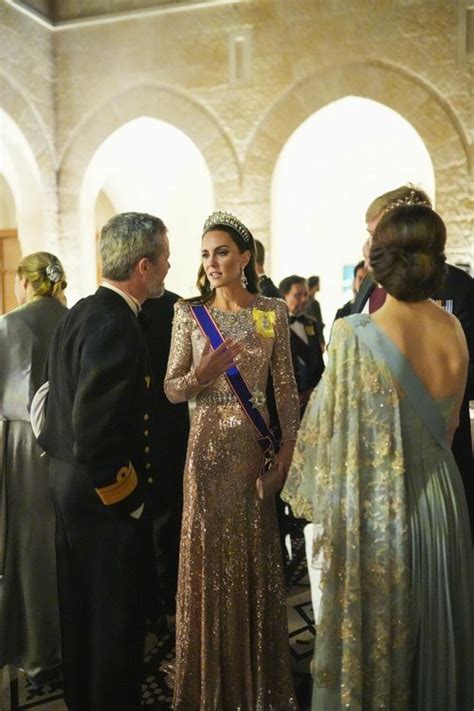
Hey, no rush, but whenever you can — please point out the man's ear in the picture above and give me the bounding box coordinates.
[135,257,149,277]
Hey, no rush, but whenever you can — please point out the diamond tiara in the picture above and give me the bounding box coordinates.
[383,190,432,215]
[203,211,252,244]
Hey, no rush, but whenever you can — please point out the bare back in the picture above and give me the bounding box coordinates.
[372,298,468,442]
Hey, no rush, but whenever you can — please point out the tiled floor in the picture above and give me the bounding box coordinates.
[1,532,314,711]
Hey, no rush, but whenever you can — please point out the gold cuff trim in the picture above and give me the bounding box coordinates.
[95,463,138,505]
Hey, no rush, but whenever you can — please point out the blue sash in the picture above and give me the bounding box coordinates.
[190,304,277,470]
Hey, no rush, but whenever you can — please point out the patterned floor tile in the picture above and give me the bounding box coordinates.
[1,531,313,710]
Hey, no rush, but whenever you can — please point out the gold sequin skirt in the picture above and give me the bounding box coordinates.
[172,404,297,710]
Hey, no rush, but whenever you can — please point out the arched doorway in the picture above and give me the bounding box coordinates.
[271,96,435,331]
[95,189,116,284]
[0,107,49,312]
[79,116,214,301]
[58,84,239,303]
[0,174,21,313]
[0,109,45,258]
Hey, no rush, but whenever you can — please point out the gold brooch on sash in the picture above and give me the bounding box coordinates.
[250,390,266,409]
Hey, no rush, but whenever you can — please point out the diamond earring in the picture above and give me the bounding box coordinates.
[241,268,248,289]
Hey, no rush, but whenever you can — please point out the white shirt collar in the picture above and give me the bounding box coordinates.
[290,320,308,345]
[101,281,140,317]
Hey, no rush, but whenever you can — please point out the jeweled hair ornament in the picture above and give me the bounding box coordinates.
[203,211,252,244]
[383,190,432,215]
[45,263,63,284]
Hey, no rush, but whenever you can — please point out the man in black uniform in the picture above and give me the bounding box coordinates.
[279,274,325,416]
[141,290,190,621]
[39,212,170,710]
[255,238,282,298]
[333,260,367,322]
[306,275,325,349]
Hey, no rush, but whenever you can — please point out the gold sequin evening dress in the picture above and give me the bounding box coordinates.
[165,295,299,711]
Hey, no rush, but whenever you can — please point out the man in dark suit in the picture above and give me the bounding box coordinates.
[333,260,368,322]
[279,275,325,416]
[38,212,170,710]
[254,238,283,464]
[433,263,474,530]
[353,186,474,533]
[141,290,190,621]
[306,275,325,349]
[278,275,325,563]
[255,238,282,298]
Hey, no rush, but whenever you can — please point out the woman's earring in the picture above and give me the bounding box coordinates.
[241,267,248,289]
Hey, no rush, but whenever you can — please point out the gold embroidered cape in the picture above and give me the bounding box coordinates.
[283,317,411,710]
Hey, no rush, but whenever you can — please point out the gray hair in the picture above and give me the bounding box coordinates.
[100,212,167,281]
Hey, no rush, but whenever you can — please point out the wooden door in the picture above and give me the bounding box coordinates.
[0,230,21,314]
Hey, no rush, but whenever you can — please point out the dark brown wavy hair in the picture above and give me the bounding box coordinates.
[187,222,259,305]
[370,204,447,302]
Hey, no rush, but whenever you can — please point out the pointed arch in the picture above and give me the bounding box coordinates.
[58,83,241,300]
[244,60,471,261]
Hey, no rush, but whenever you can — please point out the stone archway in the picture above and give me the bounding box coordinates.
[0,73,58,253]
[244,60,472,265]
[58,83,241,299]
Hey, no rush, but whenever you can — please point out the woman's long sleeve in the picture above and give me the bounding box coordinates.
[270,300,300,442]
[164,301,211,404]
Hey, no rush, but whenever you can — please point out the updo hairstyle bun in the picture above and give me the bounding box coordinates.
[369,204,447,302]
[17,251,67,302]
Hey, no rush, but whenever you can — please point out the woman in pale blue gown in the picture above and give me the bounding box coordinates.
[283,203,474,710]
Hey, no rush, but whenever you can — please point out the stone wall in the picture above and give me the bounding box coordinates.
[0,2,57,252]
[1,0,472,295]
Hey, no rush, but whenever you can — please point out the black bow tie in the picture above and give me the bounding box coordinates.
[289,315,305,325]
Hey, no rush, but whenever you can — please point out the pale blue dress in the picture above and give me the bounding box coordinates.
[283,314,474,710]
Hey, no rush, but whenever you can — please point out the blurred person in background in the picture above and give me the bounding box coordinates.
[255,238,282,298]
[0,252,67,687]
[306,275,325,350]
[333,260,368,322]
[280,275,325,416]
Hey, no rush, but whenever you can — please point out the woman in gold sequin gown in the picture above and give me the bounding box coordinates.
[165,212,299,710]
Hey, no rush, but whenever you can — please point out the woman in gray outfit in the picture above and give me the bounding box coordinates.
[0,251,67,685]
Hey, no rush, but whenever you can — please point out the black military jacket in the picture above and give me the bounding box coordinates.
[39,287,157,517]
[258,275,282,299]
[140,291,190,511]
